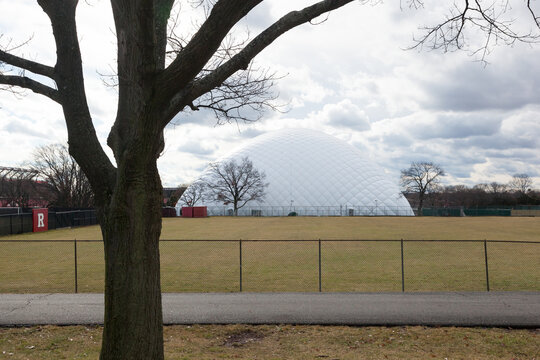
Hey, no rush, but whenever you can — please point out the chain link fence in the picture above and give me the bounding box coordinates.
[0,239,538,293]
[205,206,414,217]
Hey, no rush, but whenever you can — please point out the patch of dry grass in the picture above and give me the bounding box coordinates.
[159,216,540,241]
[0,325,538,359]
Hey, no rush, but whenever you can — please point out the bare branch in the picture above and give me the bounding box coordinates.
[0,74,61,103]
[528,0,540,28]
[410,0,540,63]
[38,0,117,205]
[191,65,286,124]
[159,0,263,98]
[31,143,94,208]
[178,181,207,207]
[163,0,355,123]
[0,49,55,78]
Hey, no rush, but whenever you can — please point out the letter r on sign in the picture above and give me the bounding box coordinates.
[32,209,48,232]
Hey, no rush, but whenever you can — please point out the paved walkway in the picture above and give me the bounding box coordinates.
[1,292,539,327]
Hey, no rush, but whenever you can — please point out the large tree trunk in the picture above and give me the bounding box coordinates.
[99,161,164,360]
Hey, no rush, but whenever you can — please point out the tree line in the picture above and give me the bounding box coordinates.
[401,162,538,213]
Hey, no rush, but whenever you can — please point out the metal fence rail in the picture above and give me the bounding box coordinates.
[0,239,538,293]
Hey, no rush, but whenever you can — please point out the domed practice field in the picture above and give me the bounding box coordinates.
[179,128,414,216]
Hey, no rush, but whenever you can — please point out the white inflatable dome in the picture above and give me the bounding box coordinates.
[178,128,414,216]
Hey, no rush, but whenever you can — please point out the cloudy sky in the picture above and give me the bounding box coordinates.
[1,0,539,188]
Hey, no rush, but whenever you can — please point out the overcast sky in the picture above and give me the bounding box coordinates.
[1,0,539,188]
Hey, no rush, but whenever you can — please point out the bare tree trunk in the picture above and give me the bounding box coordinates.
[99,162,164,360]
[417,192,425,216]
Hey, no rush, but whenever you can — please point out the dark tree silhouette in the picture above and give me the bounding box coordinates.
[177,181,207,207]
[206,157,268,215]
[31,144,94,208]
[509,173,533,202]
[409,0,540,62]
[400,161,445,215]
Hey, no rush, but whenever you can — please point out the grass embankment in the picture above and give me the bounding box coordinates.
[0,325,538,360]
[0,217,539,293]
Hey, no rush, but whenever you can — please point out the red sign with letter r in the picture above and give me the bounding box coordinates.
[32,208,48,232]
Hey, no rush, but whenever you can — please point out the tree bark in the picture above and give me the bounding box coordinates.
[417,192,425,216]
[99,159,164,360]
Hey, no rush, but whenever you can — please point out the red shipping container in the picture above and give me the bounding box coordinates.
[182,207,193,218]
[32,208,49,232]
[193,206,207,218]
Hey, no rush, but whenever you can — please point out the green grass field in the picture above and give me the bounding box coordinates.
[0,217,539,293]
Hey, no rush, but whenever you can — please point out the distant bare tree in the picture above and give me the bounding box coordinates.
[509,173,533,196]
[177,181,207,207]
[400,161,445,215]
[486,182,508,195]
[206,157,267,216]
[31,144,93,208]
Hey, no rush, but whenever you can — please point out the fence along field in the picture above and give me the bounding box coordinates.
[0,217,539,293]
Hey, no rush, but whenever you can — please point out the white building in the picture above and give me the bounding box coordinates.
[177,128,414,216]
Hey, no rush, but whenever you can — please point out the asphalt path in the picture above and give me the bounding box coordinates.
[0,292,539,327]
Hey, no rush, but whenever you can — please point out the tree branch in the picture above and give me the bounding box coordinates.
[0,49,55,78]
[38,0,117,206]
[0,74,61,103]
[163,0,355,123]
[410,0,540,63]
[159,0,262,100]
[528,0,540,28]
[189,65,284,124]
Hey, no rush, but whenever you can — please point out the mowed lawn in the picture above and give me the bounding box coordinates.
[0,217,539,293]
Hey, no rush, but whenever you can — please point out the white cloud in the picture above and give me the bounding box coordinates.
[1,1,540,188]
[310,99,370,131]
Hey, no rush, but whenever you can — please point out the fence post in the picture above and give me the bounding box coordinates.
[401,239,405,292]
[239,239,242,292]
[484,240,490,292]
[318,239,322,292]
[74,239,78,293]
